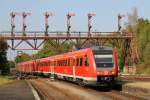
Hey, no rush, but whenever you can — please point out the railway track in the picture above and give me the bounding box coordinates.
[28,78,148,100]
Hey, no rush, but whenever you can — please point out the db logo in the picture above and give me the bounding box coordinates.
[104,71,108,74]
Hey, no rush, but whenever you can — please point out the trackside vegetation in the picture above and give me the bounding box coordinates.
[0,37,9,75]
[0,75,13,85]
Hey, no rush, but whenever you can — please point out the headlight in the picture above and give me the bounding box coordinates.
[111,71,115,74]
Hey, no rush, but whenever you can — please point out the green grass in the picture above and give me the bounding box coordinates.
[0,75,13,86]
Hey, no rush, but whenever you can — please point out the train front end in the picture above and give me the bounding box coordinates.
[92,46,118,85]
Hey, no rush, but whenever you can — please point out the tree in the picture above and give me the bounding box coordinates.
[8,61,15,68]
[15,53,32,63]
[36,40,73,58]
[0,36,9,75]
[124,17,150,74]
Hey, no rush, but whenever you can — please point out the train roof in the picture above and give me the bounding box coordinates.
[17,46,113,64]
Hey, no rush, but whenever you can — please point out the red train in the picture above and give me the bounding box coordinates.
[16,46,118,86]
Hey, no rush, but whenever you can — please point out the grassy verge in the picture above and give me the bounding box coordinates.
[0,75,13,86]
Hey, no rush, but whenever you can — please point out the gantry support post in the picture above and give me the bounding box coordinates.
[87,13,96,37]
[22,12,31,36]
[10,12,16,36]
[10,12,16,50]
[44,12,54,36]
[117,14,125,32]
[67,13,75,36]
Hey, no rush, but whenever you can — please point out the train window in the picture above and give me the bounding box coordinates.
[51,62,53,66]
[49,62,52,66]
[79,58,83,66]
[62,60,64,66]
[68,59,70,66]
[72,59,75,66]
[57,61,60,66]
[45,62,47,66]
[76,58,79,66]
[48,62,49,66]
[64,60,66,66]
[47,62,49,66]
[63,60,66,66]
[61,60,63,66]
[57,61,59,66]
[60,61,62,66]
[63,60,64,66]
[61,60,62,66]
[65,60,67,66]
[39,62,42,66]
[54,61,56,66]
[60,60,61,66]
[85,57,89,66]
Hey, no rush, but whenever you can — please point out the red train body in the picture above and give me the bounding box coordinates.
[16,46,118,86]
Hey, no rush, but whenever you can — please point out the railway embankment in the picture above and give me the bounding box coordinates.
[122,82,150,99]
[118,74,150,99]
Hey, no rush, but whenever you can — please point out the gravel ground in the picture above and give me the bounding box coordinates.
[0,80,35,100]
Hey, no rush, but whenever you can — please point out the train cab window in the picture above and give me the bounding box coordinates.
[85,57,89,67]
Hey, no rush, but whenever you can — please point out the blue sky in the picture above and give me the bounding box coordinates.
[1,0,149,60]
[0,0,149,32]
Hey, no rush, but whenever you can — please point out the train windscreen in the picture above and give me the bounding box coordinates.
[93,48,114,70]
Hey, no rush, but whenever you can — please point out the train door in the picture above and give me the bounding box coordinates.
[75,54,89,77]
[37,60,40,73]
[34,60,38,72]
[72,56,76,81]
[50,60,55,80]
